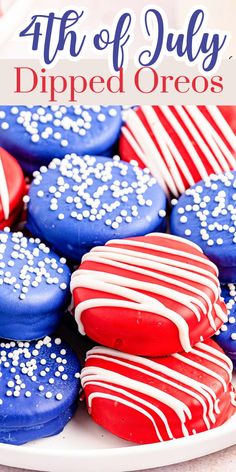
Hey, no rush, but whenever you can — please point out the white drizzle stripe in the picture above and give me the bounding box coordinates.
[87,346,224,396]
[122,106,236,196]
[190,347,232,381]
[195,342,233,369]
[210,127,236,169]
[214,303,228,323]
[141,106,194,194]
[86,354,215,428]
[121,126,168,193]
[125,111,169,194]
[72,236,224,349]
[84,382,172,441]
[145,233,204,253]
[176,106,225,173]
[106,238,218,274]
[78,254,212,314]
[87,347,220,409]
[206,106,236,152]
[187,106,235,170]
[160,106,209,180]
[121,126,146,163]
[0,154,10,220]
[140,107,179,196]
[77,250,225,329]
[81,367,192,426]
[76,269,205,319]
[172,353,227,392]
[88,246,219,294]
[175,106,222,174]
[83,344,235,438]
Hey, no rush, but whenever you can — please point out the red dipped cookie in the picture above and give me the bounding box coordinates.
[0,147,26,229]
[81,340,236,444]
[71,233,227,356]
[219,106,236,134]
[119,106,236,197]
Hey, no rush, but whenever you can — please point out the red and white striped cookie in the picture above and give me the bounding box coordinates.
[71,233,227,356]
[0,147,25,229]
[119,106,236,197]
[81,339,236,444]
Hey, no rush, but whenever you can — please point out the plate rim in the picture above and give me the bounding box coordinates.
[0,412,235,472]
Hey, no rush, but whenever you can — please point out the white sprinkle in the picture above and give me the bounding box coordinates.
[60,283,67,290]
[158,210,166,218]
[31,134,40,143]
[56,393,63,401]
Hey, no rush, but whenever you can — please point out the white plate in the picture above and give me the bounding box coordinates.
[0,375,235,472]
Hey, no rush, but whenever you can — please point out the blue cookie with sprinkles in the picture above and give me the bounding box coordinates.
[27,154,167,262]
[0,335,80,445]
[0,229,71,340]
[214,283,236,369]
[0,106,122,174]
[170,171,236,283]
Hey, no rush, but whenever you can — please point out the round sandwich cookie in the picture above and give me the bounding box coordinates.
[27,154,167,262]
[119,106,236,197]
[0,229,71,341]
[214,283,236,369]
[71,233,227,357]
[0,335,81,445]
[170,170,236,283]
[0,147,26,229]
[81,340,236,444]
[0,106,122,174]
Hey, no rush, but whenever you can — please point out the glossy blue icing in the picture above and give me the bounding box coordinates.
[0,336,80,445]
[27,155,167,262]
[170,171,236,283]
[0,403,77,445]
[0,230,71,340]
[214,283,236,369]
[0,106,122,174]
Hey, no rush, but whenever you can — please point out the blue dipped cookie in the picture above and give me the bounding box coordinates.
[0,229,71,340]
[0,106,122,174]
[0,335,80,445]
[214,284,236,369]
[27,154,167,262]
[170,171,236,283]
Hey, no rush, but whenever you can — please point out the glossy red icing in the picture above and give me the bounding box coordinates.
[82,339,236,444]
[72,234,227,356]
[119,106,236,195]
[0,147,26,228]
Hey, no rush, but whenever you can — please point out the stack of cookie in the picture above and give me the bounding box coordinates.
[71,233,236,444]
[0,228,81,445]
[69,105,236,444]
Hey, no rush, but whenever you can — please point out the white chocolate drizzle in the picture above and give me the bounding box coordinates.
[0,153,10,220]
[71,234,226,351]
[122,106,236,196]
[81,344,235,441]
